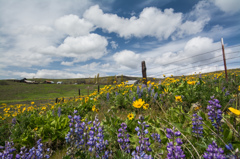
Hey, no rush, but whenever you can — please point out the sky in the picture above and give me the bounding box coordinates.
[0,0,240,79]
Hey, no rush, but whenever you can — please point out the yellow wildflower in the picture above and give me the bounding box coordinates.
[163,74,166,77]
[12,112,18,117]
[22,107,26,113]
[92,105,96,112]
[127,113,134,120]
[133,99,145,109]
[95,108,99,113]
[143,103,149,110]
[238,85,240,91]
[195,106,201,111]
[33,127,38,131]
[228,107,240,116]
[31,102,34,105]
[175,96,182,102]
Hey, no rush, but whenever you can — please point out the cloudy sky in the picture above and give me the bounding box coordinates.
[0,0,240,79]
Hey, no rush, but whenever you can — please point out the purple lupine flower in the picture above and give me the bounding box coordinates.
[192,113,203,139]
[151,89,154,96]
[117,123,130,153]
[133,116,152,157]
[137,86,140,94]
[16,139,52,159]
[57,107,61,117]
[154,92,158,100]
[12,117,16,125]
[0,141,16,159]
[133,96,136,102]
[203,141,225,159]
[148,85,152,93]
[106,92,109,101]
[142,84,146,88]
[151,133,161,149]
[225,143,233,151]
[166,128,186,159]
[115,92,119,96]
[207,96,223,134]
[225,91,230,96]
[222,87,226,92]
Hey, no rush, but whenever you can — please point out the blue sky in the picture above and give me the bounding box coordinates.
[0,0,240,79]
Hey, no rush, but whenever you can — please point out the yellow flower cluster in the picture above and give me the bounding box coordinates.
[175,96,182,102]
[228,107,240,116]
[132,99,145,108]
[127,113,134,120]
[92,105,99,112]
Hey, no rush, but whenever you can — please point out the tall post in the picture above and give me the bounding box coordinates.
[98,85,100,94]
[142,61,147,85]
[221,38,228,82]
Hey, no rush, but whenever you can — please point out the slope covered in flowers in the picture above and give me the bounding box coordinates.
[0,70,240,158]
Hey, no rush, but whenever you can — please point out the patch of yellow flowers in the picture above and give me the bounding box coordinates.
[132,99,149,110]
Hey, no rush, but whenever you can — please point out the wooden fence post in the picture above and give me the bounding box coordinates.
[55,98,58,103]
[98,85,100,94]
[221,38,228,82]
[142,61,147,85]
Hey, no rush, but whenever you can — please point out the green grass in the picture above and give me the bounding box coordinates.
[1,68,239,105]
[0,81,104,105]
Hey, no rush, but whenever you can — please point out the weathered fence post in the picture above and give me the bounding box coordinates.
[221,38,228,82]
[98,85,100,94]
[55,98,58,103]
[142,61,147,85]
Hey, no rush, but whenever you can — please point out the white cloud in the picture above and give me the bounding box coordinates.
[55,14,95,36]
[40,33,108,65]
[110,41,118,49]
[0,0,94,68]
[113,50,141,69]
[11,69,86,79]
[131,36,225,77]
[213,0,240,13]
[84,5,209,40]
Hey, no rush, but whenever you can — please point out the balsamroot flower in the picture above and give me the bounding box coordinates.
[228,107,240,116]
[133,99,145,109]
[175,96,182,102]
[127,113,134,120]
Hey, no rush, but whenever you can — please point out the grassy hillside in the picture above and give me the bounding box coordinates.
[0,68,239,105]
